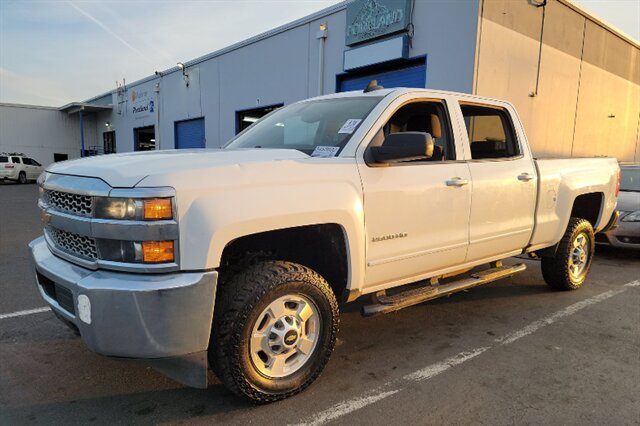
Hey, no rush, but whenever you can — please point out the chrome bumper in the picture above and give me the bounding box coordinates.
[29,236,218,360]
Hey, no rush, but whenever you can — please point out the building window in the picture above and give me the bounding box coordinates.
[236,104,283,134]
[103,131,116,154]
[134,126,156,151]
[53,153,68,162]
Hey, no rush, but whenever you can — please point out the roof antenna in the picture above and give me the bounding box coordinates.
[364,80,384,93]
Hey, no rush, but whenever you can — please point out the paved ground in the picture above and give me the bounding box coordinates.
[1,182,639,425]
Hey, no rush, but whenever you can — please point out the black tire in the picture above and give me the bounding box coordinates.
[18,172,27,184]
[541,217,595,290]
[209,260,339,403]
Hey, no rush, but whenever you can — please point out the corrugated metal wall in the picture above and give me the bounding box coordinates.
[0,105,96,166]
[474,0,639,162]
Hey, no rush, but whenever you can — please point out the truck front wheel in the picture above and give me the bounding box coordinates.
[209,261,339,403]
[541,217,595,290]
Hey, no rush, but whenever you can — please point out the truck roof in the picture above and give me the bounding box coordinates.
[306,87,510,105]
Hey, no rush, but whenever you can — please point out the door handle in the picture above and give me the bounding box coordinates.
[446,177,469,187]
[518,172,534,182]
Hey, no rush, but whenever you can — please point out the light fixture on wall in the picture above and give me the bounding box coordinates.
[105,122,111,128]
[177,62,190,87]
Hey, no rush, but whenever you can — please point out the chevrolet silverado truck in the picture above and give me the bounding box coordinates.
[30,87,620,403]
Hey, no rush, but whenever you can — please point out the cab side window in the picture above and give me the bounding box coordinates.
[369,101,454,163]
[460,104,519,160]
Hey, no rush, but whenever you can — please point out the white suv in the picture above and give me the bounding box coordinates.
[0,155,43,184]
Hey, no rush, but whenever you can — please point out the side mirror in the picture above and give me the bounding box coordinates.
[369,132,434,164]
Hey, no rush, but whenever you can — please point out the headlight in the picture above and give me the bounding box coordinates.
[621,210,640,222]
[94,197,173,221]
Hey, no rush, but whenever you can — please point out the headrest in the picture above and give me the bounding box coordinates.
[430,114,442,138]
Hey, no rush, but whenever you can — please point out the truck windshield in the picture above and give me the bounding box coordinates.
[620,166,639,192]
[225,97,382,155]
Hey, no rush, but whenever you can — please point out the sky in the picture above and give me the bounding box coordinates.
[0,0,638,107]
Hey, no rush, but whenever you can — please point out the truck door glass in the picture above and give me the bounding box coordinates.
[460,104,520,159]
[369,101,453,163]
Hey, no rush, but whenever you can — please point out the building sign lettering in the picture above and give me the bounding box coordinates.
[130,89,154,118]
[346,0,411,46]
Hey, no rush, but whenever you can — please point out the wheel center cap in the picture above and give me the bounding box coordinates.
[283,330,298,347]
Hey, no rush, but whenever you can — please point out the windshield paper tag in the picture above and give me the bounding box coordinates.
[311,146,340,158]
[338,119,362,134]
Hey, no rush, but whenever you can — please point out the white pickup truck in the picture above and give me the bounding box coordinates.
[30,87,620,403]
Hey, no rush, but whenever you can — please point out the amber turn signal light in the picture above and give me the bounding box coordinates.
[143,198,173,220]
[142,241,175,263]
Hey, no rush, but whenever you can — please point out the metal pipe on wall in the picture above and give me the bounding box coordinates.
[154,82,161,150]
[79,108,85,157]
[316,23,328,96]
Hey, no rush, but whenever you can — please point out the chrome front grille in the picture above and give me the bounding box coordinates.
[45,190,92,216]
[47,226,98,260]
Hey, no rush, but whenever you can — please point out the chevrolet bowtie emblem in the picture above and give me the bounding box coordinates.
[41,211,51,225]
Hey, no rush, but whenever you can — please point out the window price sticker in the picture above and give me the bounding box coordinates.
[338,119,362,134]
[311,146,340,158]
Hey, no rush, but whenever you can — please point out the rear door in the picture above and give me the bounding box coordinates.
[23,158,38,179]
[457,102,537,262]
[10,156,22,179]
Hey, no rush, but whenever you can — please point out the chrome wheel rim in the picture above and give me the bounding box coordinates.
[249,294,320,378]
[569,232,590,279]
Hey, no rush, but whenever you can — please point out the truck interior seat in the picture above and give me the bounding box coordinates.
[471,140,507,159]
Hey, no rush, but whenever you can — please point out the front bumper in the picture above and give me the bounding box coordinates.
[29,236,218,359]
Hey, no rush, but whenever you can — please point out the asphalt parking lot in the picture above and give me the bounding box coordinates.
[1,182,639,425]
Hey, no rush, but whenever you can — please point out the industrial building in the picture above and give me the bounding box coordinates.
[1,0,638,166]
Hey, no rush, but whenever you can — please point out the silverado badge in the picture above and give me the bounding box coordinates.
[371,232,408,243]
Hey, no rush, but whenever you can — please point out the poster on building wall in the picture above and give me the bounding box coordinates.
[130,89,154,119]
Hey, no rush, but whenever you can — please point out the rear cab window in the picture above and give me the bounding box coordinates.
[460,104,520,160]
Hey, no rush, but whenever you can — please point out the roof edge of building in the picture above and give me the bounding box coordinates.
[0,102,60,111]
[83,1,350,104]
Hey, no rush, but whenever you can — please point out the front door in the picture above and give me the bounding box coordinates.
[458,103,537,262]
[357,99,472,290]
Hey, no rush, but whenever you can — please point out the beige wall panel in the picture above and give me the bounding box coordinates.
[572,62,640,161]
[477,0,639,161]
[582,20,639,85]
[475,18,581,157]
[636,115,640,162]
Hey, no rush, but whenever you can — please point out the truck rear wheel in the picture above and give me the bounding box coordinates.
[18,172,27,184]
[209,261,339,403]
[541,217,595,290]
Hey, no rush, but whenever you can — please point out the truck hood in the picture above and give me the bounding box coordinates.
[46,149,309,187]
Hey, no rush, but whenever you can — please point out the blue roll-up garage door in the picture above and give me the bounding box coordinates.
[338,61,426,92]
[175,118,205,149]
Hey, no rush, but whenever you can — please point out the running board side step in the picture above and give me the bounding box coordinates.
[361,263,527,317]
